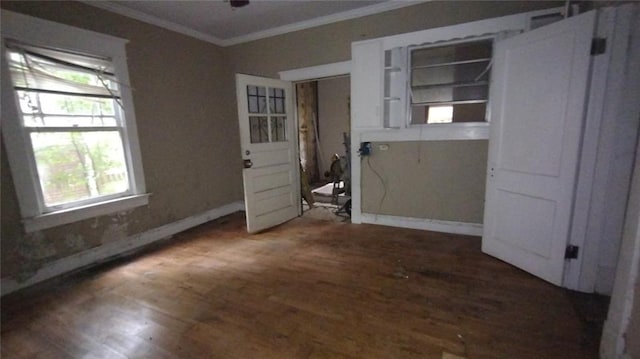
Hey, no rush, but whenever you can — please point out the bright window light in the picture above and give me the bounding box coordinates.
[427,106,453,124]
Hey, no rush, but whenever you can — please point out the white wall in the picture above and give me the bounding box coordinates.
[600,4,640,357]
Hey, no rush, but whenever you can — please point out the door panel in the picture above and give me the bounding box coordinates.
[483,11,596,285]
[236,74,299,233]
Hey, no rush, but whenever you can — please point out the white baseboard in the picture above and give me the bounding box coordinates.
[1,201,245,296]
[360,213,483,236]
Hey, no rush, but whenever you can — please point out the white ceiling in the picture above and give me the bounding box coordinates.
[87,1,424,46]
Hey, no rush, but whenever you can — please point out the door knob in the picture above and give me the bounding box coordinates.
[243,159,253,168]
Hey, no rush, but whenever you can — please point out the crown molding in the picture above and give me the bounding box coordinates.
[82,1,428,47]
[81,1,225,46]
[218,1,428,46]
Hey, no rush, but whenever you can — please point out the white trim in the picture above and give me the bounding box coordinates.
[220,2,427,46]
[79,1,224,46]
[24,194,151,233]
[359,123,490,142]
[0,201,246,296]
[563,7,617,292]
[1,10,147,226]
[564,5,639,294]
[82,1,427,47]
[279,61,351,82]
[361,213,483,236]
[378,7,564,50]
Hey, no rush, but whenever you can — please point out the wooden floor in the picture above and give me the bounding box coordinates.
[1,213,605,358]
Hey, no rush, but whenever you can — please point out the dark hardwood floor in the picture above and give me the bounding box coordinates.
[1,212,606,358]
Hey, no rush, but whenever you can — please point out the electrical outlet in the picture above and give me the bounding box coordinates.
[359,142,372,156]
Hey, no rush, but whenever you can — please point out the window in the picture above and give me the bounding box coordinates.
[246,85,287,143]
[409,39,493,125]
[1,10,147,232]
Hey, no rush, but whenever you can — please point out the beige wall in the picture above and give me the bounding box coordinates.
[361,141,488,223]
[225,1,561,78]
[1,1,242,281]
[317,76,350,178]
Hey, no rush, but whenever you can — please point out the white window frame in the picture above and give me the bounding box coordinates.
[1,10,148,232]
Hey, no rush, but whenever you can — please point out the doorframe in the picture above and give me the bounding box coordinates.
[563,4,639,293]
[278,61,352,214]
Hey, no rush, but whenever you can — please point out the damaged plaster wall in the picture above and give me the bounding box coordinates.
[1,1,242,286]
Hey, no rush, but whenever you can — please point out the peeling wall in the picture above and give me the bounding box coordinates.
[1,1,243,284]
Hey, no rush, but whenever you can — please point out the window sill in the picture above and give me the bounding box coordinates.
[23,194,151,233]
[360,122,490,142]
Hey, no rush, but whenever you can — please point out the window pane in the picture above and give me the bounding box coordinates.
[412,103,487,124]
[269,87,286,114]
[412,84,488,104]
[427,106,453,124]
[271,116,286,142]
[31,131,129,207]
[412,61,490,87]
[17,90,115,118]
[249,116,269,143]
[8,49,119,98]
[247,85,266,114]
[23,115,117,127]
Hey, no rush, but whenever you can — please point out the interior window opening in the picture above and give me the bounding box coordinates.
[409,38,493,125]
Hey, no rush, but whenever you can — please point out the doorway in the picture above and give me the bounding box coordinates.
[296,76,351,221]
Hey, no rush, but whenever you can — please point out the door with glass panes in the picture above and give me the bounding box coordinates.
[236,74,299,233]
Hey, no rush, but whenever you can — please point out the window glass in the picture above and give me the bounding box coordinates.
[6,42,132,210]
[247,86,287,143]
[31,131,128,207]
[249,116,269,143]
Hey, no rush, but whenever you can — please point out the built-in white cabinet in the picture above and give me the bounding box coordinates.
[350,40,383,129]
[349,5,638,294]
[383,47,406,128]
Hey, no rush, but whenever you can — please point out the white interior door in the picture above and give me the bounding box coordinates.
[236,74,299,233]
[483,11,596,285]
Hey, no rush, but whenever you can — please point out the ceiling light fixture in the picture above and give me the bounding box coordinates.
[229,0,250,9]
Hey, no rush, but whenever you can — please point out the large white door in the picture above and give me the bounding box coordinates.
[236,74,299,233]
[483,11,596,285]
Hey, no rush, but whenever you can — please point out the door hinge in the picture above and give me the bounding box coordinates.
[591,38,606,56]
[565,245,580,260]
